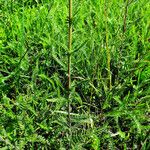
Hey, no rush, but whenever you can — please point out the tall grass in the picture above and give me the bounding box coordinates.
[0,0,150,149]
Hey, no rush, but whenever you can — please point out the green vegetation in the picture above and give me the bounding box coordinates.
[0,0,150,149]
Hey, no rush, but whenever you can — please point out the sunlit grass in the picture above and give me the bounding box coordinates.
[0,0,149,149]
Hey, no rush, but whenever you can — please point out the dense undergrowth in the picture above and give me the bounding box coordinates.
[0,0,150,149]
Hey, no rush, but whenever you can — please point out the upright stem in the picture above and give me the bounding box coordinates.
[68,0,72,145]
[123,0,129,33]
[104,1,112,89]
[68,1,72,89]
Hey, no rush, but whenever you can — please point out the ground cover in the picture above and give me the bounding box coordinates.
[0,0,150,149]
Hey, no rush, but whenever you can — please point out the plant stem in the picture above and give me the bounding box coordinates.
[104,0,112,89]
[68,0,72,146]
[123,0,129,33]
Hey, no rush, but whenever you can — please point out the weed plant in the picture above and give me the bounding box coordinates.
[0,0,150,149]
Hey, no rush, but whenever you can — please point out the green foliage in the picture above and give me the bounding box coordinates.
[0,0,150,149]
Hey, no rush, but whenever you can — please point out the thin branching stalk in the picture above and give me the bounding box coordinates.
[119,0,131,70]
[67,0,72,146]
[104,1,112,89]
[123,0,129,33]
[118,0,130,74]
[123,0,134,33]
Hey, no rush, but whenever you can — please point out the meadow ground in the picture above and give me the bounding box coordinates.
[0,0,150,149]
